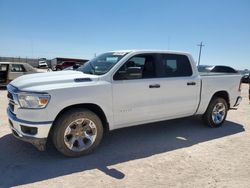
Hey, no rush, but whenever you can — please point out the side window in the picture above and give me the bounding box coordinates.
[114,54,157,80]
[11,64,26,72]
[161,54,192,77]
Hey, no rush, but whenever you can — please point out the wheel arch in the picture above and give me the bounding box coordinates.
[210,90,230,108]
[51,103,110,134]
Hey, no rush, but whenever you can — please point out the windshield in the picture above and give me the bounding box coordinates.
[77,52,127,75]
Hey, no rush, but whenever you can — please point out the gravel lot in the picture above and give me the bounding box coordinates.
[0,85,249,188]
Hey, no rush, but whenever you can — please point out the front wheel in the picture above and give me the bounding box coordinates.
[52,108,103,157]
[203,97,228,128]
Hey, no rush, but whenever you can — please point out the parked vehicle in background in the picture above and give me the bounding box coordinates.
[0,62,39,86]
[241,73,249,83]
[198,65,238,73]
[55,61,79,70]
[241,73,250,101]
[63,64,81,71]
[38,58,48,69]
[6,50,242,157]
[51,57,88,71]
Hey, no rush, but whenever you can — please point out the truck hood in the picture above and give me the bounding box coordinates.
[10,71,99,91]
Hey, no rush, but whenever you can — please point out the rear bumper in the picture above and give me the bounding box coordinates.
[7,107,53,150]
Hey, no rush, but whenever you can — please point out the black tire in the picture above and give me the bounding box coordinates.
[203,97,228,128]
[52,108,103,157]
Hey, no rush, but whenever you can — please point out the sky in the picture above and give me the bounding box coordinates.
[0,0,249,70]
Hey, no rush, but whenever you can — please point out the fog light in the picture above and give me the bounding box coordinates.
[20,125,37,135]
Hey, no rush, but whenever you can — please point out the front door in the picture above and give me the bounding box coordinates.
[112,53,163,127]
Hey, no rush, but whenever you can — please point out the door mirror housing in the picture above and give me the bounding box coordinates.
[114,67,142,80]
[126,67,142,79]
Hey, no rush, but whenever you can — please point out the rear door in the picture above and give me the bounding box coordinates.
[155,53,200,118]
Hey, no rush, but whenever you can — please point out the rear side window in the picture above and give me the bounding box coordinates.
[11,64,26,72]
[161,54,192,77]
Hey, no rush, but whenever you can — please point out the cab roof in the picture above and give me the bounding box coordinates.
[109,49,191,56]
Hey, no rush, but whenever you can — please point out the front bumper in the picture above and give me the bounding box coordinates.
[7,107,53,150]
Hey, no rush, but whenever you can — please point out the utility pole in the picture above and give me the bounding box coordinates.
[197,42,205,66]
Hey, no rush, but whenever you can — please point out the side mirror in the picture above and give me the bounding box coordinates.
[114,66,142,80]
[126,67,142,79]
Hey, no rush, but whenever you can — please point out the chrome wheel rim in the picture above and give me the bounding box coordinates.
[212,102,226,124]
[64,118,97,152]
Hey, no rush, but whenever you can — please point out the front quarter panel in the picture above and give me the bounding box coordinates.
[15,81,113,130]
[47,81,113,125]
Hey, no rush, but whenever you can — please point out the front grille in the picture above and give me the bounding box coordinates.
[9,103,15,112]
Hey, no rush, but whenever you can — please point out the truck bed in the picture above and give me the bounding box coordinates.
[196,73,241,115]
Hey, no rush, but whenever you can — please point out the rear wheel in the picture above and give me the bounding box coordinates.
[203,97,228,128]
[52,108,103,157]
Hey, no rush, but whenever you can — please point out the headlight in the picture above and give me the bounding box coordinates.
[18,93,50,109]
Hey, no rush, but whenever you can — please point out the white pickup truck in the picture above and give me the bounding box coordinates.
[6,50,242,157]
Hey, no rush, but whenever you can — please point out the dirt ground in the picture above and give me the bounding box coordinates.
[0,85,249,188]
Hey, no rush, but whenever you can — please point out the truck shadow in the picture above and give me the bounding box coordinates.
[0,117,245,187]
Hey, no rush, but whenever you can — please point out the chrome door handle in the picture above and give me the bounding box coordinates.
[149,84,160,88]
[187,82,196,86]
